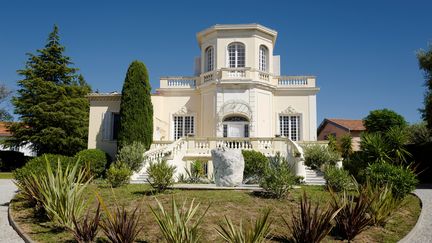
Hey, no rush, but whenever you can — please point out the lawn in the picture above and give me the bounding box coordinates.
[0,172,13,179]
[11,183,421,243]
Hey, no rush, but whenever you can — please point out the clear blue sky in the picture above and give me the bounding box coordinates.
[1,0,431,124]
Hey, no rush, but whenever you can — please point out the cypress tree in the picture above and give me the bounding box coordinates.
[117,61,153,150]
[9,25,91,156]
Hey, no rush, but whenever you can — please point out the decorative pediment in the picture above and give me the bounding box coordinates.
[174,106,189,115]
[280,106,299,115]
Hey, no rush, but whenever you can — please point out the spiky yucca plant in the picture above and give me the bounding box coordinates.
[216,209,272,243]
[285,191,341,243]
[14,174,44,209]
[364,181,402,226]
[150,197,210,243]
[35,158,91,228]
[97,194,143,243]
[69,202,101,243]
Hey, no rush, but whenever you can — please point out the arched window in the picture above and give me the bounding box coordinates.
[259,45,268,71]
[205,46,214,72]
[227,43,245,68]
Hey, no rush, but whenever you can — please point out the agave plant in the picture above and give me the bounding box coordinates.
[331,188,375,241]
[69,202,101,243]
[285,191,341,243]
[34,158,91,228]
[216,209,272,243]
[150,197,210,243]
[97,194,144,243]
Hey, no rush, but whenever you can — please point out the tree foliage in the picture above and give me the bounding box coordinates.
[418,45,432,130]
[117,61,153,150]
[0,84,13,121]
[9,25,90,156]
[363,109,407,133]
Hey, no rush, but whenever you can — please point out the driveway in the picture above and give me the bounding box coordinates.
[0,179,24,242]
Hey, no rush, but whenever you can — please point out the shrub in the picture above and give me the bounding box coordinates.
[183,160,207,183]
[116,141,146,172]
[69,202,101,243]
[14,172,44,209]
[106,161,132,188]
[0,151,29,172]
[366,163,418,199]
[284,191,341,243]
[407,122,431,144]
[260,153,297,199]
[339,134,353,159]
[331,189,375,241]
[342,152,368,183]
[35,159,91,228]
[14,154,74,184]
[304,144,339,170]
[364,181,402,226]
[363,108,407,133]
[242,150,269,183]
[75,149,109,178]
[217,209,272,243]
[324,166,353,192]
[326,134,339,153]
[150,197,210,243]
[146,160,176,192]
[360,132,389,163]
[98,195,143,243]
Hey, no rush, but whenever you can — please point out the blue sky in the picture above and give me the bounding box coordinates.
[0,0,431,124]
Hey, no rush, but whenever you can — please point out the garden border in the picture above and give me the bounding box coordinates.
[8,200,34,243]
[399,188,428,242]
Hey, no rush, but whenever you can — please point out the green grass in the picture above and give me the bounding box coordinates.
[10,183,421,243]
[0,172,13,179]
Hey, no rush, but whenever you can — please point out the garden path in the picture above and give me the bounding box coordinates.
[0,179,24,243]
[400,184,432,243]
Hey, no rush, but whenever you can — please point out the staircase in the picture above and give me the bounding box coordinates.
[304,167,326,185]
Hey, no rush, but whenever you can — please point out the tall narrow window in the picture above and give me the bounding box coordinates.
[112,113,121,140]
[205,46,214,72]
[259,45,268,71]
[227,43,245,68]
[279,115,300,141]
[174,115,195,140]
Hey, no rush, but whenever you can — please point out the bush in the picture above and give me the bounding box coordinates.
[0,151,29,172]
[217,209,272,243]
[107,161,132,187]
[150,197,210,243]
[324,166,353,192]
[285,191,341,243]
[116,141,146,172]
[304,144,339,170]
[182,160,207,184]
[242,150,269,183]
[69,202,101,243]
[75,149,109,178]
[342,152,368,183]
[146,160,176,192]
[339,134,353,159]
[14,154,74,184]
[366,163,418,199]
[407,122,431,144]
[363,108,407,133]
[260,153,297,199]
[35,159,91,228]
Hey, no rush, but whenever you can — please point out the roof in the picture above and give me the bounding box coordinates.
[317,118,366,135]
[0,122,12,137]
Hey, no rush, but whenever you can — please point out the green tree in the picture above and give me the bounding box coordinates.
[418,45,432,130]
[363,109,407,133]
[9,25,91,156]
[117,61,153,150]
[0,84,13,121]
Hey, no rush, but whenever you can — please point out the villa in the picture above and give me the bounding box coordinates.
[87,24,320,183]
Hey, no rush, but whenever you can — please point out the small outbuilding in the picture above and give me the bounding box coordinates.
[317,118,366,151]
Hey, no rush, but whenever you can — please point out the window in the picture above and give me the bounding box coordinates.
[112,113,121,140]
[279,115,300,141]
[102,112,120,141]
[205,46,214,72]
[227,43,245,68]
[174,115,195,140]
[223,124,228,137]
[259,45,268,71]
[244,124,249,138]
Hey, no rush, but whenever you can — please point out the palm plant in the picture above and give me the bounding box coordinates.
[285,191,341,243]
[360,133,389,163]
[150,197,210,243]
[385,126,411,164]
[34,158,91,228]
[217,209,272,243]
[69,202,101,243]
[97,194,143,243]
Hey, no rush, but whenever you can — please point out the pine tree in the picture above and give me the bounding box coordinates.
[117,61,153,150]
[418,45,432,130]
[9,25,91,156]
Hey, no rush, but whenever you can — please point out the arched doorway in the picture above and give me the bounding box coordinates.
[222,115,249,138]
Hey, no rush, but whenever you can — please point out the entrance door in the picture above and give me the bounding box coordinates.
[228,123,244,137]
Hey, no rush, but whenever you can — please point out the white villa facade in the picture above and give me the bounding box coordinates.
[87,24,320,182]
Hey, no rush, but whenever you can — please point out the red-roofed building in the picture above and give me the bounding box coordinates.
[317,119,366,151]
[0,122,35,156]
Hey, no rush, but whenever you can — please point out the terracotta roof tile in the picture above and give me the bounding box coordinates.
[327,119,366,131]
[0,122,12,137]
